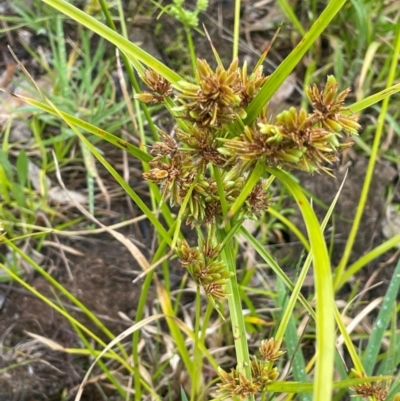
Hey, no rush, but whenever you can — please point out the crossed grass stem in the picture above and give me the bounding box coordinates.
[136,56,361,398]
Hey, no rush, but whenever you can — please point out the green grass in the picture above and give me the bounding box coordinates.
[0,0,399,400]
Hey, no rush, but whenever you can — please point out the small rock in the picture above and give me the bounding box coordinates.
[48,187,87,205]
[28,160,52,192]
[9,119,32,142]
[382,204,400,245]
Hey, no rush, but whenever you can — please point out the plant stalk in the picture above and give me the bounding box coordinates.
[218,229,254,401]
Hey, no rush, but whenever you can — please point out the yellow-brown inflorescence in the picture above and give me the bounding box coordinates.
[219,75,360,175]
[350,370,390,401]
[306,75,360,134]
[218,338,284,399]
[259,338,285,362]
[137,60,360,304]
[143,123,270,226]
[176,233,233,301]
[173,58,267,127]
[135,69,173,104]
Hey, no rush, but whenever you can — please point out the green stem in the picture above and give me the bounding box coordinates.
[266,167,334,401]
[218,228,254,401]
[185,27,198,82]
[336,234,400,290]
[191,287,202,401]
[232,0,241,59]
[212,165,228,218]
[277,0,306,36]
[227,160,264,220]
[133,270,152,401]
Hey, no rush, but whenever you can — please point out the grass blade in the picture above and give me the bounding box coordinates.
[240,226,315,319]
[0,91,152,162]
[244,0,348,124]
[362,257,400,375]
[276,277,312,401]
[40,0,183,85]
[266,167,334,401]
[335,234,400,291]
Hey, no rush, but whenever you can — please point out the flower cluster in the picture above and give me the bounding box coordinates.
[135,69,173,104]
[350,370,391,401]
[137,59,273,226]
[219,75,360,174]
[176,233,233,300]
[136,60,360,306]
[143,126,270,226]
[218,338,284,399]
[174,58,267,127]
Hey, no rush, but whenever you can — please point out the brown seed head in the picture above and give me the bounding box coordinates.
[135,69,172,104]
[250,357,279,387]
[245,180,270,219]
[218,367,260,400]
[142,69,172,97]
[219,76,361,175]
[306,75,361,135]
[259,338,285,362]
[151,130,178,159]
[350,370,390,401]
[176,58,245,127]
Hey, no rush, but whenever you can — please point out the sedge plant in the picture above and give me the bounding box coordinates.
[1,0,400,400]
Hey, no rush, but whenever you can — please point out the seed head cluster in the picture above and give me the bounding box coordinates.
[351,370,391,401]
[135,69,173,104]
[136,61,360,302]
[218,337,284,399]
[219,75,360,174]
[176,232,233,300]
[174,58,267,126]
